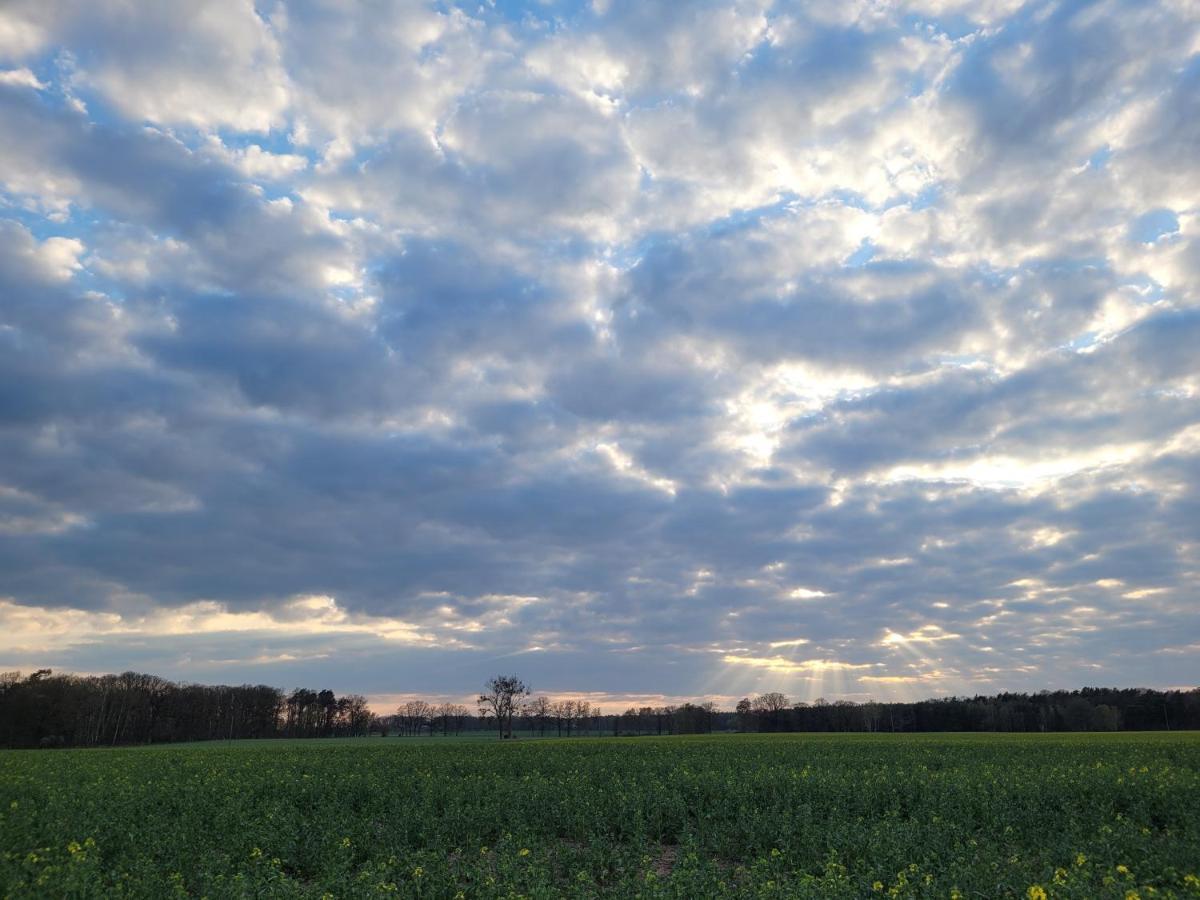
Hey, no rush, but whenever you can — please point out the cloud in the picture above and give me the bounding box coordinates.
[723,655,877,674]
[528,0,772,99]
[0,0,1197,700]
[1,0,289,131]
[0,67,44,89]
[277,0,486,157]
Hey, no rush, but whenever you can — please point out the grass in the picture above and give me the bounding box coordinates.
[2,732,1198,898]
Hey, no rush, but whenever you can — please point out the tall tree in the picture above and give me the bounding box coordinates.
[754,692,791,732]
[526,696,552,737]
[399,700,433,736]
[478,675,529,740]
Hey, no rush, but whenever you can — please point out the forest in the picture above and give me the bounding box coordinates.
[1,668,1197,748]
[0,670,372,748]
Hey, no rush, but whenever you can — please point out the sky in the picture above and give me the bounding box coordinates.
[0,0,1197,713]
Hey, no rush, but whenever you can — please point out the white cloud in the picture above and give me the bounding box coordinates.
[27,234,84,281]
[0,67,44,89]
[203,138,308,180]
[0,593,468,659]
[276,0,487,157]
[1,0,289,131]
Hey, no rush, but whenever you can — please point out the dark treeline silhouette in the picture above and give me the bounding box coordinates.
[0,669,373,748]
[384,700,472,737]
[730,687,1200,734]
[618,702,721,735]
[3,668,1197,748]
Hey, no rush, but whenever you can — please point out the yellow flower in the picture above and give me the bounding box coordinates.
[340,837,351,848]
[770,848,781,857]
[412,866,424,879]
[67,841,82,855]
[519,848,530,857]
[1117,865,1131,877]
[873,882,883,892]
[1126,892,1141,900]
[1076,853,1087,866]
[1054,867,1068,885]
[1028,887,1048,900]
[249,847,262,859]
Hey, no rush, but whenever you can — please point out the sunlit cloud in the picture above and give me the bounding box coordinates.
[787,588,830,600]
[0,0,1196,701]
[0,594,474,662]
[722,655,877,675]
[879,625,961,647]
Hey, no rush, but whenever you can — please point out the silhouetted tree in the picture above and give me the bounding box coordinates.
[399,700,433,736]
[736,698,754,732]
[478,675,529,740]
[526,696,552,736]
[753,692,791,732]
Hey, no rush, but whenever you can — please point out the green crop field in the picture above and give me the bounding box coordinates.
[2,733,1198,899]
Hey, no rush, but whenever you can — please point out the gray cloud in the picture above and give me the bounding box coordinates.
[0,0,1197,701]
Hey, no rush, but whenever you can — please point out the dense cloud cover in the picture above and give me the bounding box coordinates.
[0,0,1197,708]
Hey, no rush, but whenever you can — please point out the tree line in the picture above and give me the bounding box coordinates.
[2,668,1197,748]
[729,687,1200,733]
[386,678,611,738]
[0,669,372,748]
[385,686,1200,739]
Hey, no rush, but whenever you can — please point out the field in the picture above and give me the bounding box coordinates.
[2,733,1199,898]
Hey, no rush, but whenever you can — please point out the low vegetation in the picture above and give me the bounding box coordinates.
[3,732,1198,897]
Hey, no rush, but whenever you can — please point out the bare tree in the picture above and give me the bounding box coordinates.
[573,700,592,736]
[552,700,569,736]
[399,700,433,736]
[478,675,529,740]
[754,692,790,713]
[555,699,590,736]
[526,696,552,736]
[447,703,469,734]
[437,701,463,736]
[340,695,373,736]
[753,692,791,731]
